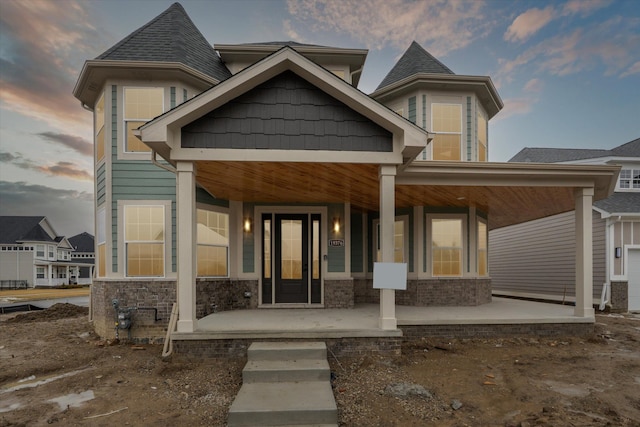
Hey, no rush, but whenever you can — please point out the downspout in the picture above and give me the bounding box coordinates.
[600,216,618,311]
[151,150,177,174]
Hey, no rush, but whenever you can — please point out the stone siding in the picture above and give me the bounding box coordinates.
[91,279,259,341]
[609,281,628,313]
[354,278,492,306]
[173,337,401,359]
[400,322,594,339]
[324,279,354,308]
[196,279,259,317]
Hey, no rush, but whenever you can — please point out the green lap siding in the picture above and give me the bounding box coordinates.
[350,213,363,273]
[328,203,345,272]
[96,163,106,206]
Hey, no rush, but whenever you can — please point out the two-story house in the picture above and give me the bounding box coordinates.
[0,216,86,288]
[68,232,95,285]
[73,3,619,341]
[490,138,640,312]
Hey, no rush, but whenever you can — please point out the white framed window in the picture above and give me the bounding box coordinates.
[427,214,466,276]
[124,205,165,277]
[36,244,45,258]
[431,103,462,161]
[477,218,488,276]
[619,169,640,191]
[48,245,55,259]
[97,207,106,277]
[373,216,408,263]
[123,87,164,153]
[36,267,45,279]
[197,208,229,277]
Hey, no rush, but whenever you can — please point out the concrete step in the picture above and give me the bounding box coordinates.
[243,358,330,383]
[227,381,337,427]
[248,341,327,361]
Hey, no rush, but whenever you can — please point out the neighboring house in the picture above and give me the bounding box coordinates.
[68,232,95,285]
[73,3,619,340]
[0,216,87,288]
[490,139,640,312]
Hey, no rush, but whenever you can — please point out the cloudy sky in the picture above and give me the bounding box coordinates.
[1,0,639,237]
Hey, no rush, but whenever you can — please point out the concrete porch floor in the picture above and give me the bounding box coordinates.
[173,297,592,340]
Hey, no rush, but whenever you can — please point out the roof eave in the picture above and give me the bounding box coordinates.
[73,60,220,107]
[371,73,504,119]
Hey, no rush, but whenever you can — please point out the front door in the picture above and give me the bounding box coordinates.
[261,213,322,305]
[275,214,308,303]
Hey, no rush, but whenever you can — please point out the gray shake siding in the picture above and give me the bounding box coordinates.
[490,210,606,299]
[182,71,392,152]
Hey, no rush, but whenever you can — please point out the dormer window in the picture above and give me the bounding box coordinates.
[619,169,640,190]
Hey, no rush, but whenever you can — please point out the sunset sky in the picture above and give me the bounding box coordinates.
[1,0,639,237]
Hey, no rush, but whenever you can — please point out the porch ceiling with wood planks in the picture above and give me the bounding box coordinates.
[194,160,619,230]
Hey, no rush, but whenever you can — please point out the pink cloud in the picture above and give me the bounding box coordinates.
[504,6,556,42]
[38,162,93,181]
[286,0,489,56]
[620,61,640,78]
[523,78,543,93]
[562,0,611,16]
[493,98,537,121]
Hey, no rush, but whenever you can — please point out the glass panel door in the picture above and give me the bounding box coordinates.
[274,214,308,303]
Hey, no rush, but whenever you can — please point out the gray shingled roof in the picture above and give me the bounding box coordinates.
[69,232,95,253]
[376,41,454,91]
[0,216,55,244]
[509,138,640,163]
[594,192,640,214]
[96,2,231,82]
[236,41,341,49]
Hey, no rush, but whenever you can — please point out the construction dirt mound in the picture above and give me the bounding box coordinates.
[5,303,88,323]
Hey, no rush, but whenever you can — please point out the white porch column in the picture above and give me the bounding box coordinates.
[575,187,594,317]
[48,264,52,287]
[176,161,197,332]
[379,165,397,330]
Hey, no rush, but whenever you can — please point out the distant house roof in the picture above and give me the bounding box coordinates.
[376,41,454,91]
[510,138,640,163]
[594,192,640,214]
[0,216,55,244]
[96,2,231,82]
[69,232,95,253]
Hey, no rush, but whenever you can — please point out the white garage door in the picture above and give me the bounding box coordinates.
[628,249,640,312]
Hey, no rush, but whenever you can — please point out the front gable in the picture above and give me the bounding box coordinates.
[140,47,429,165]
[181,71,392,152]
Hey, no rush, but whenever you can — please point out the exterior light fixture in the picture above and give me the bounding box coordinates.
[333,218,340,233]
[244,218,252,233]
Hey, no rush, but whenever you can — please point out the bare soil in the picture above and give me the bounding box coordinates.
[1,304,639,426]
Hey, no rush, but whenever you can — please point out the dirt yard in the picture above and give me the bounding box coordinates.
[1,304,639,427]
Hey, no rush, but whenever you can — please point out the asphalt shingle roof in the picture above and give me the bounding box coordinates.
[509,138,640,163]
[69,232,95,253]
[0,216,55,244]
[376,41,454,91]
[96,2,231,82]
[594,192,640,213]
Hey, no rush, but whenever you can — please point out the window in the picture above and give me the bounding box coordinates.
[36,244,45,258]
[48,245,55,259]
[432,104,462,161]
[477,219,487,276]
[36,267,45,279]
[97,208,106,277]
[125,205,164,276]
[619,169,640,190]
[477,108,487,162]
[95,92,105,162]
[431,217,463,276]
[196,209,229,277]
[374,218,406,263]
[123,87,163,152]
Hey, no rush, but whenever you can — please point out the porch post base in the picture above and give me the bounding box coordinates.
[379,316,397,330]
[574,307,595,318]
[176,319,195,333]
